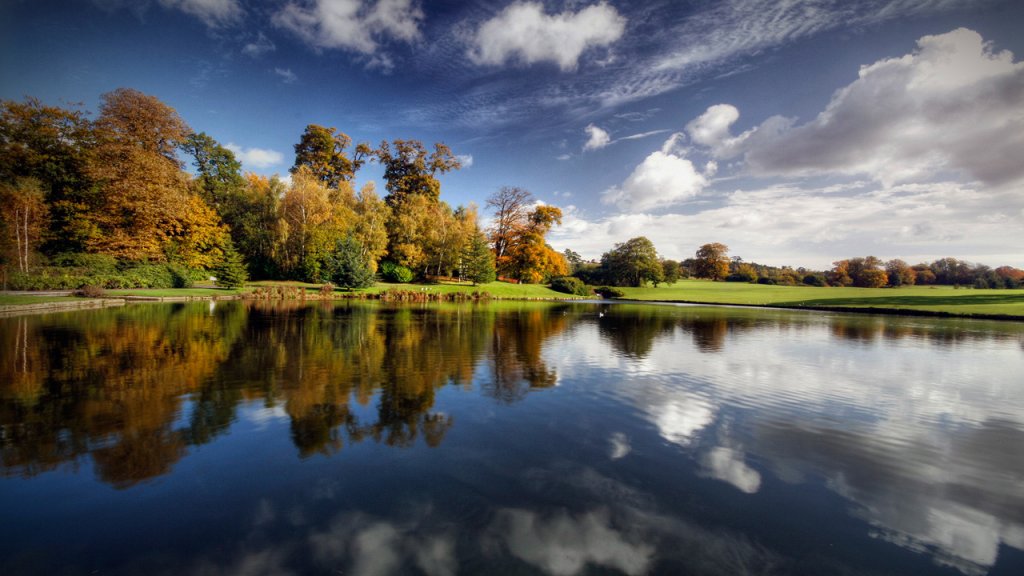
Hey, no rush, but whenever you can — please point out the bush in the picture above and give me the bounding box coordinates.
[550,276,591,296]
[726,272,756,282]
[320,283,335,297]
[757,277,776,285]
[594,286,624,298]
[803,274,826,287]
[380,260,414,283]
[167,264,194,288]
[74,285,106,298]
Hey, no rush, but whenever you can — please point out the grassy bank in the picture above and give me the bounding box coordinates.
[0,295,82,306]
[616,280,1024,318]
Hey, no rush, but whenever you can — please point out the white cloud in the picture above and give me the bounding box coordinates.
[468,1,626,71]
[582,124,610,151]
[601,134,712,211]
[158,0,242,28]
[225,143,285,169]
[242,32,276,57]
[455,154,473,168]
[703,447,761,494]
[486,508,654,576]
[608,432,631,460]
[273,0,423,64]
[274,67,298,83]
[705,28,1024,187]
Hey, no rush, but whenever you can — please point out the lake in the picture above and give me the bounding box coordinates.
[1,300,1022,575]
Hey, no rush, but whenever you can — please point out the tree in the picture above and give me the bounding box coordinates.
[350,182,390,273]
[376,140,461,206]
[661,259,682,285]
[0,178,48,273]
[85,88,199,261]
[486,186,533,262]
[828,260,853,286]
[600,237,663,287]
[693,243,730,280]
[215,241,248,289]
[291,124,369,188]
[463,232,497,285]
[563,249,583,274]
[327,236,374,289]
[0,97,94,254]
[885,259,916,287]
[502,205,567,283]
[182,132,245,210]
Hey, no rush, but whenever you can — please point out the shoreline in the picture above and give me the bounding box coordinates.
[615,297,1024,322]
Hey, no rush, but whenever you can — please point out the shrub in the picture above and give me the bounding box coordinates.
[594,286,624,298]
[726,272,756,282]
[550,276,590,296]
[380,261,414,283]
[320,283,335,297]
[74,285,106,298]
[167,264,194,288]
[757,277,776,285]
[803,274,826,287]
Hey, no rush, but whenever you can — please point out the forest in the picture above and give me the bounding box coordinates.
[0,88,566,290]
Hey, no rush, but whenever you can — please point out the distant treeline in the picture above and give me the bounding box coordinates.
[561,239,1024,290]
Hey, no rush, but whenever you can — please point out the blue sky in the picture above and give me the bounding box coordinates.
[2,0,1022,268]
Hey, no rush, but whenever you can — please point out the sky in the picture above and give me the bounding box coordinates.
[2,0,1023,269]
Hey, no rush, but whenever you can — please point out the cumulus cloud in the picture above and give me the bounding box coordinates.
[468,1,626,71]
[455,154,473,168]
[601,134,713,211]
[158,0,243,28]
[225,143,284,169]
[582,124,610,151]
[485,508,653,576]
[273,0,423,64]
[702,447,762,494]
[698,28,1024,187]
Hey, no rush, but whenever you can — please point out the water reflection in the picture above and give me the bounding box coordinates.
[2,301,1023,575]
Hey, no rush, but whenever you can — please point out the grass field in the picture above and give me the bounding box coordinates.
[250,279,578,299]
[616,279,1024,318]
[105,287,242,298]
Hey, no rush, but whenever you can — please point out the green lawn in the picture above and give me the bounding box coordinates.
[249,279,579,299]
[616,279,1024,318]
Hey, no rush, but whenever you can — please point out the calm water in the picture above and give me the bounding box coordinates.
[1,300,1022,576]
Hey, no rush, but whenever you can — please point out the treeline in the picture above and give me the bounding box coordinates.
[0,89,571,290]
[557,238,1024,290]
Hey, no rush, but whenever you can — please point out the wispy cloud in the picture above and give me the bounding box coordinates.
[158,0,243,28]
[242,32,275,57]
[274,67,298,83]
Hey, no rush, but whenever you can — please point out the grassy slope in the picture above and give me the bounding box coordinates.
[105,287,242,297]
[617,279,1024,318]
[249,279,577,299]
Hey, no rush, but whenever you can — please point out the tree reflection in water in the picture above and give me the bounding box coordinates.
[0,301,574,485]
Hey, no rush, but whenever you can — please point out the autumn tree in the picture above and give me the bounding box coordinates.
[885,259,916,287]
[0,178,48,273]
[232,174,286,278]
[830,257,888,288]
[503,205,567,283]
[279,166,356,281]
[291,124,370,188]
[350,182,390,273]
[693,243,730,280]
[85,88,227,266]
[0,97,95,253]
[600,237,664,287]
[486,186,533,262]
[376,139,461,206]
